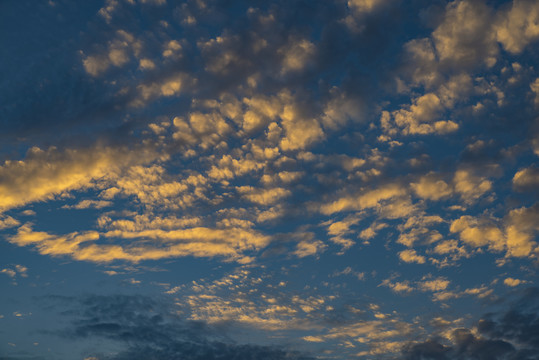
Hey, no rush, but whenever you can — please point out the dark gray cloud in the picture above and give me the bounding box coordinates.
[62,294,315,360]
[399,288,539,360]
[34,289,538,360]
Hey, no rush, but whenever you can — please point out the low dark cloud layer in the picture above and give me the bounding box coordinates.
[64,294,315,360]
[400,288,539,360]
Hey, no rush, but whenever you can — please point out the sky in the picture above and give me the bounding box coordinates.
[1,0,539,359]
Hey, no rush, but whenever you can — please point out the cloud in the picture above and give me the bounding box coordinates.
[2,2,539,358]
[410,174,452,201]
[1,264,28,282]
[380,280,414,293]
[278,94,325,151]
[325,215,361,250]
[82,30,142,76]
[279,37,316,74]
[495,0,539,54]
[198,34,249,75]
[399,288,539,360]
[359,221,387,241]
[110,164,207,209]
[173,268,330,331]
[237,186,291,206]
[0,215,20,229]
[531,78,539,106]
[387,0,539,144]
[450,216,505,251]
[513,166,539,191]
[432,0,498,68]
[60,294,315,360]
[131,72,194,107]
[401,38,440,88]
[453,169,492,202]
[0,145,156,213]
[343,0,395,31]
[401,0,539,80]
[62,200,113,210]
[504,277,525,287]
[387,93,459,136]
[98,0,121,23]
[321,88,364,129]
[449,204,539,259]
[320,183,406,215]
[347,0,392,15]
[398,249,426,264]
[1,268,17,278]
[395,214,444,247]
[380,276,450,295]
[8,223,271,264]
[172,111,232,151]
[294,239,327,258]
[417,278,450,292]
[381,72,468,138]
[322,319,413,348]
[505,204,539,257]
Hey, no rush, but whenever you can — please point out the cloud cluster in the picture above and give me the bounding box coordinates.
[0,145,157,213]
[450,204,539,259]
[63,294,315,360]
[399,288,539,360]
[9,222,270,264]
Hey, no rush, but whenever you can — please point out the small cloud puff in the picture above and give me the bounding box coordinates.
[294,239,327,258]
[503,277,525,287]
[513,166,539,190]
[398,249,426,264]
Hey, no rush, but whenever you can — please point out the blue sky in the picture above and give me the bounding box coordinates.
[1,0,539,359]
